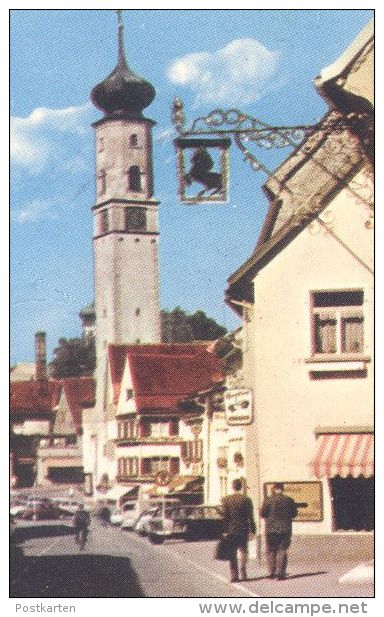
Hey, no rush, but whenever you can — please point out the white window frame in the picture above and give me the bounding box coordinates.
[311,290,364,358]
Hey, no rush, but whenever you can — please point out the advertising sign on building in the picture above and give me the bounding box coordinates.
[224,389,253,425]
[264,481,323,522]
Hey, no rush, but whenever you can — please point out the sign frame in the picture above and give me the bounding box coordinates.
[224,388,253,426]
[263,480,323,522]
[174,137,231,204]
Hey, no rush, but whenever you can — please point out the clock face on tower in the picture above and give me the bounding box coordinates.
[125,207,147,231]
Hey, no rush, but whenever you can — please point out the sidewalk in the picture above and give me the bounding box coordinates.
[170,533,374,598]
[240,533,375,598]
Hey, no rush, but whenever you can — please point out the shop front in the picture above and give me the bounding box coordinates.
[312,430,374,532]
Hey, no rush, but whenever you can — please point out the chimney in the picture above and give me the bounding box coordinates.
[35,331,48,382]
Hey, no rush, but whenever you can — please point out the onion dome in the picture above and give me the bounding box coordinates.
[91,11,155,119]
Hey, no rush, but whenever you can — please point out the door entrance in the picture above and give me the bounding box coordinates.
[330,476,374,531]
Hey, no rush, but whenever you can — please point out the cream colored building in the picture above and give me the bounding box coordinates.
[225,21,373,534]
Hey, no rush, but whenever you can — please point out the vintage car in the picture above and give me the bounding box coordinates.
[51,498,82,516]
[17,499,62,521]
[132,506,161,535]
[147,504,224,544]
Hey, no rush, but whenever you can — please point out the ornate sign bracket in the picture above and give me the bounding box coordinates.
[172,98,345,179]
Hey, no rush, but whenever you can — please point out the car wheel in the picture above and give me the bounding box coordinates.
[149,534,164,545]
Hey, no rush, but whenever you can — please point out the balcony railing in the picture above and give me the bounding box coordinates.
[115,435,182,446]
[37,445,81,458]
[116,473,158,483]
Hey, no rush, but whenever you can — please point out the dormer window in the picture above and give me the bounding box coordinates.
[128,166,142,192]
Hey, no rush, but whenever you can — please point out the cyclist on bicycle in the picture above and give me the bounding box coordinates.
[73,504,91,549]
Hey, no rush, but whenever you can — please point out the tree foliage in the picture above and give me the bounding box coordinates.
[50,336,96,379]
[161,307,227,343]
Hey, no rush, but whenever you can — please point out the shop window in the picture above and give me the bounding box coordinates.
[128,166,142,192]
[311,290,364,356]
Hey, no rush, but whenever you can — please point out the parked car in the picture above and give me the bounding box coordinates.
[132,507,160,535]
[120,501,143,530]
[17,500,62,521]
[148,505,224,544]
[110,507,124,526]
[10,496,29,517]
[121,497,180,531]
[51,498,82,516]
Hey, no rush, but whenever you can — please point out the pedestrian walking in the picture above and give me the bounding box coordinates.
[97,503,111,526]
[73,504,91,550]
[221,478,256,583]
[260,482,298,580]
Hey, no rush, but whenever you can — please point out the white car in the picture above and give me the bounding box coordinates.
[120,502,142,530]
[110,507,124,526]
[51,498,82,515]
[133,507,160,535]
[10,498,28,517]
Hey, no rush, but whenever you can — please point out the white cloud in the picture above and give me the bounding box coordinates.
[167,38,280,107]
[10,103,92,173]
[13,199,58,223]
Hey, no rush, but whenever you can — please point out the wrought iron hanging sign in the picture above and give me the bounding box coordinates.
[174,137,231,204]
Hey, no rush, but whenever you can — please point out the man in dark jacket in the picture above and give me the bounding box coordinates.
[73,504,91,548]
[222,479,256,583]
[260,483,298,580]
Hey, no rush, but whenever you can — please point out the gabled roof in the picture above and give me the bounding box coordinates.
[315,19,373,99]
[226,22,373,314]
[60,377,96,432]
[226,115,364,311]
[108,343,223,409]
[10,380,62,418]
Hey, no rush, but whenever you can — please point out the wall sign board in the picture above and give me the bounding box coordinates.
[264,481,323,522]
[224,389,253,425]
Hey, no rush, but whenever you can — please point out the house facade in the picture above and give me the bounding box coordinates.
[83,343,223,501]
[36,377,95,486]
[225,21,374,534]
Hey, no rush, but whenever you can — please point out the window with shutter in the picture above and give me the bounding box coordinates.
[169,458,180,476]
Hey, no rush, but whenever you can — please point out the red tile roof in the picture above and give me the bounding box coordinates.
[60,377,96,432]
[108,343,223,412]
[10,380,62,418]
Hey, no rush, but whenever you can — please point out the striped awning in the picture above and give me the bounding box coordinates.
[312,433,374,478]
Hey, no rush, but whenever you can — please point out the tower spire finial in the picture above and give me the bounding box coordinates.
[115,9,125,64]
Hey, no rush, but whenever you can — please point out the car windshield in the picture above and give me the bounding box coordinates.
[123,503,136,511]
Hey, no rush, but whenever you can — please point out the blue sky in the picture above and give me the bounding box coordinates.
[10,8,373,364]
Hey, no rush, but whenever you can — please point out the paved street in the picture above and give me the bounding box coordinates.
[10,520,374,598]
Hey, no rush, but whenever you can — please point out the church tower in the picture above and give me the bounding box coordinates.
[91,11,161,363]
